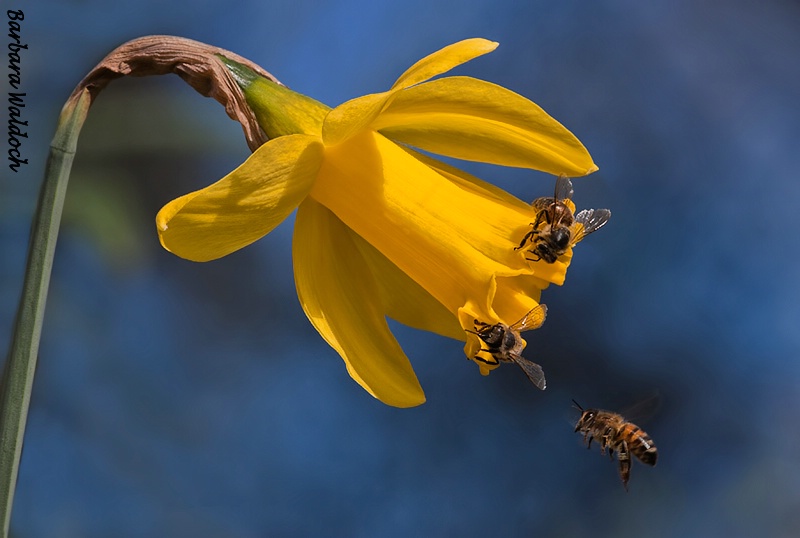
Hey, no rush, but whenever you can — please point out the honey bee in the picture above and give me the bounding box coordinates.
[572,400,658,490]
[467,304,548,390]
[515,175,611,263]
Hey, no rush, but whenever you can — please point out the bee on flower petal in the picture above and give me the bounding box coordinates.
[467,304,548,390]
[572,400,658,490]
[516,175,611,263]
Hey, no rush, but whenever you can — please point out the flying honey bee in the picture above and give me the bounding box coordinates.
[572,400,658,490]
[515,175,611,263]
[467,304,548,390]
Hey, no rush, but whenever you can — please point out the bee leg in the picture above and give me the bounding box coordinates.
[617,441,631,491]
[516,210,548,250]
[525,253,543,263]
[472,353,499,366]
[601,428,615,455]
[472,320,490,331]
[515,228,541,251]
[532,208,550,228]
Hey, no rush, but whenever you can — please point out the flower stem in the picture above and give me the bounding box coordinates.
[0,36,276,535]
[0,89,91,537]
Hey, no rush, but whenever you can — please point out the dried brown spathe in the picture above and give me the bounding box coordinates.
[66,35,280,151]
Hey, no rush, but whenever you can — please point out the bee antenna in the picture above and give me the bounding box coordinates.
[571,399,584,411]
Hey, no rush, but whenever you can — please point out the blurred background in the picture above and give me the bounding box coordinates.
[2,0,799,536]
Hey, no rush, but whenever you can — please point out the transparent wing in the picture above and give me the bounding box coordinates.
[510,304,548,332]
[620,391,663,423]
[511,355,547,390]
[554,174,574,202]
[571,208,611,244]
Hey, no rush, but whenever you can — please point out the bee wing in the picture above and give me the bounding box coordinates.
[511,355,547,390]
[510,304,548,332]
[571,208,611,244]
[620,392,663,424]
[554,174,574,202]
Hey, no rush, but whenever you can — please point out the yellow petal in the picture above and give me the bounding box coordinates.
[492,275,544,322]
[293,198,426,408]
[322,91,393,147]
[347,226,465,341]
[374,76,598,177]
[322,38,498,147]
[156,135,323,262]
[517,248,573,287]
[390,38,498,91]
[311,131,529,323]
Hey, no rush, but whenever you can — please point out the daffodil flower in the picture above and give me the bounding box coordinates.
[155,39,598,407]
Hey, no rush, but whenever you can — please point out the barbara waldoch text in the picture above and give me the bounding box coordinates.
[7,9,27,172]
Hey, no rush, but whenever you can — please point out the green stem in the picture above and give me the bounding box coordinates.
[0,89,91,537]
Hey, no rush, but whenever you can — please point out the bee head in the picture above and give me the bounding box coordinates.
[533,242,559,264]
[469,321,505,350]
[573,401,597,430]
[551,227,571,250]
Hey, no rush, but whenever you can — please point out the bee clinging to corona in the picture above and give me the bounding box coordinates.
[572,400,658,490]
[468,304,548,390]
[516,175,611,263]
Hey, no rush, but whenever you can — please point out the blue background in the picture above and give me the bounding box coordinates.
[2,0,800,536]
